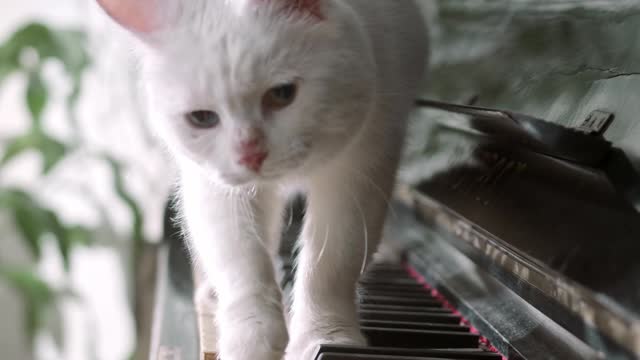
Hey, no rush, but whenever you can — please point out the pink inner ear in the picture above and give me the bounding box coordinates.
[294,0,324,19]
[257,0,325,20]
[97,0,160,33]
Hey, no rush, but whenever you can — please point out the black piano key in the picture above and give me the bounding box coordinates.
[359,282,426,289]
[362,327,479,348]
[360,320,470,332]
[359,282,427,290]
[360,275,418,282]
[363,268,411,273]
[360,278,422,287]
[367,264,407,271]
[360,290,437,299]
[314,345,502,360]
[361,296,442,307]
[358,287,430,300]
[365,269,411,275]
[360,304,451,313]
[318,354,453,359]
[309,263,505,360]
[360,272,416,282]
[360,282,428,289]
[359,310,461,324]
[360,278,419,285]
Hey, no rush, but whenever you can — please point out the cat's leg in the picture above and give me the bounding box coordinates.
[181,172,288,360]
[193,266,219,358]
[286,158,396,359]
[192,190,287,359]
[259,190,288,282]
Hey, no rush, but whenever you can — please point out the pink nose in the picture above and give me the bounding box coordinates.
[239,151,268,172]
[236,129,267,172]
[239,136,262,152]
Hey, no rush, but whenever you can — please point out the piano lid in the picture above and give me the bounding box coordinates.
[399,97,640,358]
[398,4,640,356]
[416,0,640,178]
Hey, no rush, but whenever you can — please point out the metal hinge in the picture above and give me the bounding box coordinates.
[576,110,615,136]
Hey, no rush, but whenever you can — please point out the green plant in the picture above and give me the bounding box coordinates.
[0,22,147,357]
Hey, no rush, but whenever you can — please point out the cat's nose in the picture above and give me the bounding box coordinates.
[236,127,265,151]
[238,136,263,151]
[235,128,268,172]
[238,151,268,172]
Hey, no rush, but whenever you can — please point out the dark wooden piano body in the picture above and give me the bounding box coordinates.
[147,2,640,360]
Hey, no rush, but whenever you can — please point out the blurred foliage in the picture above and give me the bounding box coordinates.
[0,266,77,341]
[0,22,147,353]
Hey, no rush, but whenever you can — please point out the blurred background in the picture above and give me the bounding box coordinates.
[2,1,640,360]
[1,1,172,359]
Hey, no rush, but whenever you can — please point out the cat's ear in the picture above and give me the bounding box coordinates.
[284,0,324,18]
[96,0,168,33]
[259,0,325,20]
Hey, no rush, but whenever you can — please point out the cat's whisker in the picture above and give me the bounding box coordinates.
[315,224,330,267]
[263,156,306,174]
[286,201,294,230]
[349,191,369,275]
[232,193,239,243]
[308,220,318,270]
[346,167,396,219]
[265,157,300,168]
[243,195,262,243]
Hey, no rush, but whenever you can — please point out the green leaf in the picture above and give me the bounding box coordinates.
[0,268,53,300]
[0,24,51,72]
[104,156,145,246]
[0,189,31,208]
[0,189,50,259]
[51,29,90,79]
[0,132,67,174]
[0,134,37,167]
[26,72,47,124]
[0,22,89,111]
[0,189,90,268]
[45,214,93,270]
[65,82,82,135]
[65,226,92,247]
[45,210,72,269]
[13,205,47,259]
[0,34,24,85]
[0,268,55,340]
[0,47,20,85]
[39,135,67,174]
[0,23,88,70]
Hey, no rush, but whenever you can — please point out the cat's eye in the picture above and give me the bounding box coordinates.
[263,83,298,111]
[186,110,220,129]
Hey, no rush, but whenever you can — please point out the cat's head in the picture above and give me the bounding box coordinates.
[98,0,376,187]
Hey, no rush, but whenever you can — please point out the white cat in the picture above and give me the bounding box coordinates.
[96,0,428,358]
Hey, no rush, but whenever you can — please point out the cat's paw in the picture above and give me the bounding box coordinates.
[285,324,366,360]
[217,296,288,360]
[194,284,219,355]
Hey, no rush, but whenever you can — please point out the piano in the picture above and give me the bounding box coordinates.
[148,95,640,360]
[145,2,640,360]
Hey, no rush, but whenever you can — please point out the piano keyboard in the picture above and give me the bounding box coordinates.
[153,194,615,360]
[307,262,505,360]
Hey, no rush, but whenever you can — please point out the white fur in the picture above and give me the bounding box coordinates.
[100,0,428,358]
